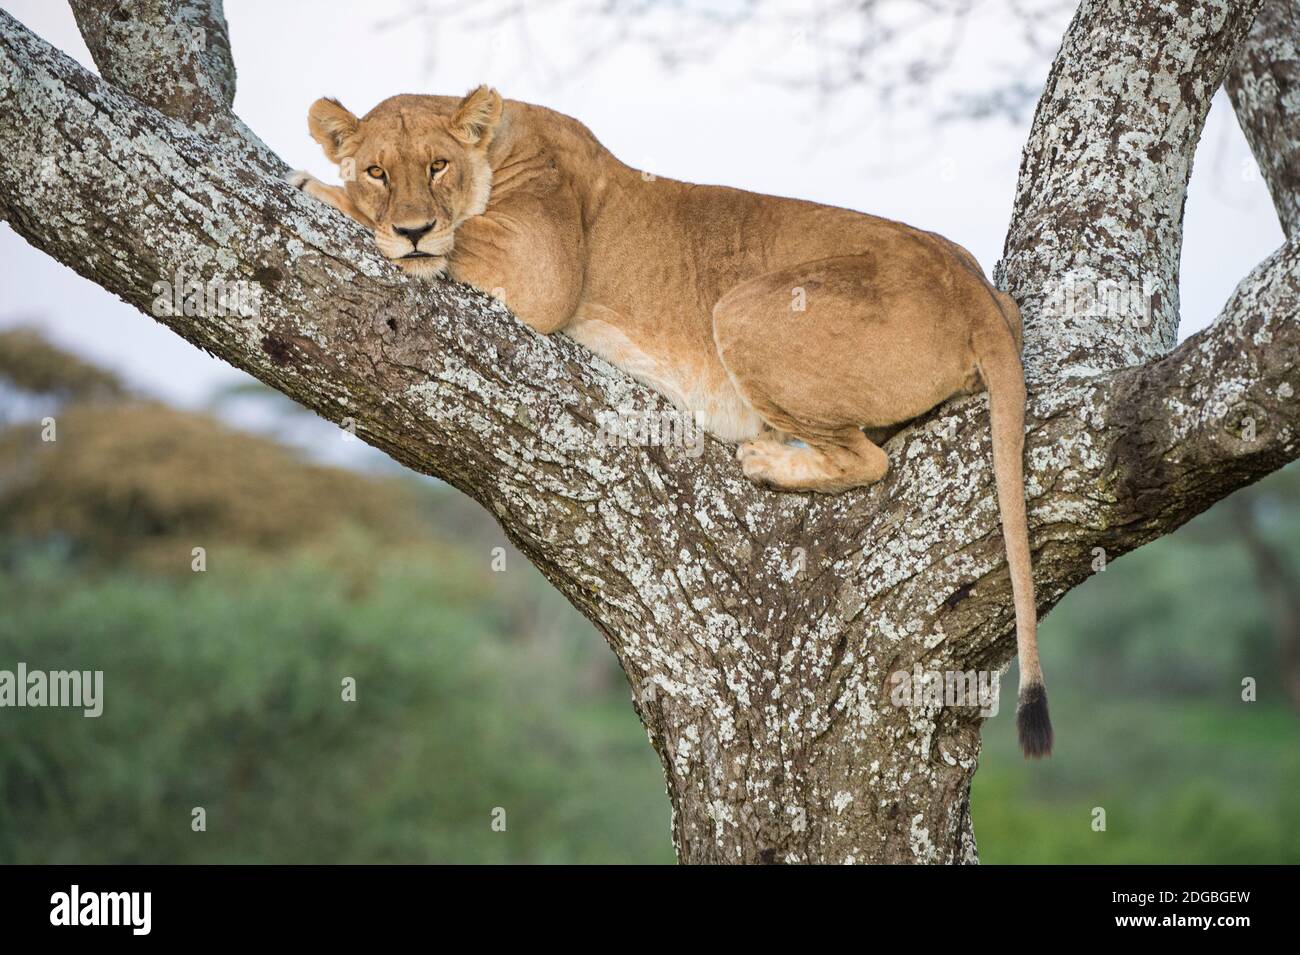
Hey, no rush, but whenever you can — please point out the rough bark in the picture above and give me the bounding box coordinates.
[1228,0,1300,240]
[68,0,277,168]
[996,0,1262,378]
[1,0,1296,863]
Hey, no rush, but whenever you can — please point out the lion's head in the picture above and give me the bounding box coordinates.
[307,86,503,278]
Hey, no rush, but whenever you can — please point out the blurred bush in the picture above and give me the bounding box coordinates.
[0,327,125,401]
[0,400,429,571]
[974,464,1300,863]
[0,547,672,863]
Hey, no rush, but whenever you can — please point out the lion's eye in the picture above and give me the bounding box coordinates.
[430,159,448,175]
[366,166,386,180]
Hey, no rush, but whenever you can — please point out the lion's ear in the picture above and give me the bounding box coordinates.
[450,86,503,146]
[308,97,360,163]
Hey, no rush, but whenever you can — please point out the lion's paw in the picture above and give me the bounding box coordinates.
[737,440,782,486]
[285,169,316,191]
[736,435,787,463]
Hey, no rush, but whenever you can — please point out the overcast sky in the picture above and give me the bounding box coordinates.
[0,0,1283,465]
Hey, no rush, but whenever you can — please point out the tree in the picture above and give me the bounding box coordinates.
[1,0,1296,863]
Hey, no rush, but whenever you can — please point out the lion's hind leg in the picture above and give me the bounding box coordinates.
[712,254,933,494]
[735,426,793,459]
[736,427,888,493]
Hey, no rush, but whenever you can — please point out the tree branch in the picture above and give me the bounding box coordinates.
[68,0,279,168]
[70,0,235,118]
[1227,0,1300,239]
[997,0,1262,379]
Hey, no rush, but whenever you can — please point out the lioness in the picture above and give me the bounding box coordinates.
[289,86,1051,757]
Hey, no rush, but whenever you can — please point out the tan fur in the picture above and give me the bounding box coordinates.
[290,87,1049,755]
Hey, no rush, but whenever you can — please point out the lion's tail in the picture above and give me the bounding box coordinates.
[974,289,1052,758]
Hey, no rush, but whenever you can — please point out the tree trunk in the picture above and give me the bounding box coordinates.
[1,0,1298,862]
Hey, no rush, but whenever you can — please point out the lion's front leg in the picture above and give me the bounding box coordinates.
[286,171,373,228]
[447,208,582,335]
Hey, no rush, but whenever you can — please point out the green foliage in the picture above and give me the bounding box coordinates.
[0,547,673,864]
[974,692,1300,863]
[0,327,125,401]
[0,401,427,570]
[974,464,1300,863]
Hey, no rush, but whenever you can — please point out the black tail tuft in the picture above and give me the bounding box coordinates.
[1016,682,1053,758]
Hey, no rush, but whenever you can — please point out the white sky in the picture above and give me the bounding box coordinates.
[0,0,1284,465]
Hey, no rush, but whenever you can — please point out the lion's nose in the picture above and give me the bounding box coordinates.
[394,222,436,242]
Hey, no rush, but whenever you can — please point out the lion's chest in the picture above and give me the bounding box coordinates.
[562,301,764,444]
